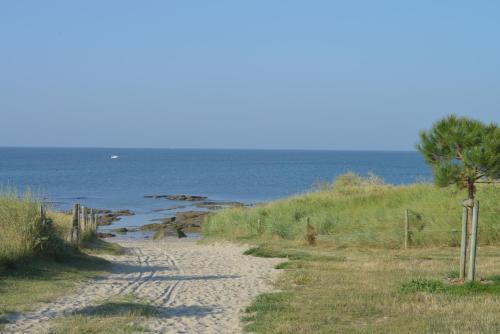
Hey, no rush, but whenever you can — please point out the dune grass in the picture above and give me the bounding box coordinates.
[203,173,500,248]
[0,190,70,265]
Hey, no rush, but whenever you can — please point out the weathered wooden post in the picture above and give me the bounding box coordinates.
[86,208,90,232]
[85,206,89,232]
[90,209,96,235]
[459,205,468,280]
[404,209,410,249]
[70,204,80,246]
[39,204,45,225]
[95,214,99,233]
[81,206,87,232]
[305,216,316,246]
[79,206,83,231]
[86,208,90,229]
[467,201,479,282]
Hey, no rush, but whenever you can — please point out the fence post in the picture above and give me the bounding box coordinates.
[305,216,316,246]
[79,206,83,231]
[90,209,96,235]
[81,206,87,232]
[404,209,410,249]
[459,205,468,280]
[39,204,45,226]
[86,208,90,231]
[70,203,80,246]
[467,201,479,282]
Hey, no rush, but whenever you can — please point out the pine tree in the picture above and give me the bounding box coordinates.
[417,114,499,281]
[417,114,499,199]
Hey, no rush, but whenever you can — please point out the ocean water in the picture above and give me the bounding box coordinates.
[0,148,432,234]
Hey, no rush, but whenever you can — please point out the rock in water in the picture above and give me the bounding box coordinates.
[176,228,187,238]
[144,194,208,201]
[97,232,116,238]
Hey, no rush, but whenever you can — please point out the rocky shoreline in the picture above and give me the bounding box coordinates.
[92,195,247,239]
[96,209,135,225]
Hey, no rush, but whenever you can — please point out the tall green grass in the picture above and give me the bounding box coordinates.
[203,173,500,248]
[0,190,69,265]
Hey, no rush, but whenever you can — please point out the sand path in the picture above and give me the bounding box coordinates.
[4,238,282,333]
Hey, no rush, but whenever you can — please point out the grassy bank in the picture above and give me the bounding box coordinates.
[203,173,500,248]
[0,191,122,326]
[0,254,110,320]
[203,173,500,333]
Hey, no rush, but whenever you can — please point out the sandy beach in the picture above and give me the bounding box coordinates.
[4,239,283,334]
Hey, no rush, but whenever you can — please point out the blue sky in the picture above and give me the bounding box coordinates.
[1,1,499,150]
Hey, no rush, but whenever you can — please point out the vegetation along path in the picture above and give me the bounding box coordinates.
[3,239,282,334]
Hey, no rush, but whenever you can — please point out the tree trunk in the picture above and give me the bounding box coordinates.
[467,180,475,201]
[466,181,474,234]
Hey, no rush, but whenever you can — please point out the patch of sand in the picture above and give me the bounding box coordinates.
[4,239,283,334]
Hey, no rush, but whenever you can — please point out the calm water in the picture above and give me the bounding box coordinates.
[0,148,431,233]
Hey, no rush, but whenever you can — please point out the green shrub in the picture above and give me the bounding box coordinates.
[400,279,445,293]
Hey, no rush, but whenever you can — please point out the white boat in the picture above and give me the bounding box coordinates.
[110,155,119,159]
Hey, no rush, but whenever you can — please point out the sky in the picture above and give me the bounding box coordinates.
[1,1,499,150]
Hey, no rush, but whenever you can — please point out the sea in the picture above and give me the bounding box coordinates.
[0,148,432,238]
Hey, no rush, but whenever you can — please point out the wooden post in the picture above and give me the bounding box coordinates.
[404,209,410,249]
[305,216,316,246]
[90,209,96,235]
[465,199,474,278]
[39,204,45,225]
[70,204,80,246]
[81,206,87,232]
[85,208,90,231]
[68,206,75,243]
[467,201,479,282]
[459,205,468,280]
[79,206,83,232]
[85,207,89,231]
[86,208,90,230]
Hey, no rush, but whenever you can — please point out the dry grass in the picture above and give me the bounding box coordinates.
[0,190,73,265]
[243,242,500,333]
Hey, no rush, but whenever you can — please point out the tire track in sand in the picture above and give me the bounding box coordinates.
[2,239,282,334]
[3,243,178,333]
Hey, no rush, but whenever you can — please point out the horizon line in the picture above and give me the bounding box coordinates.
[0,145,418,152]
